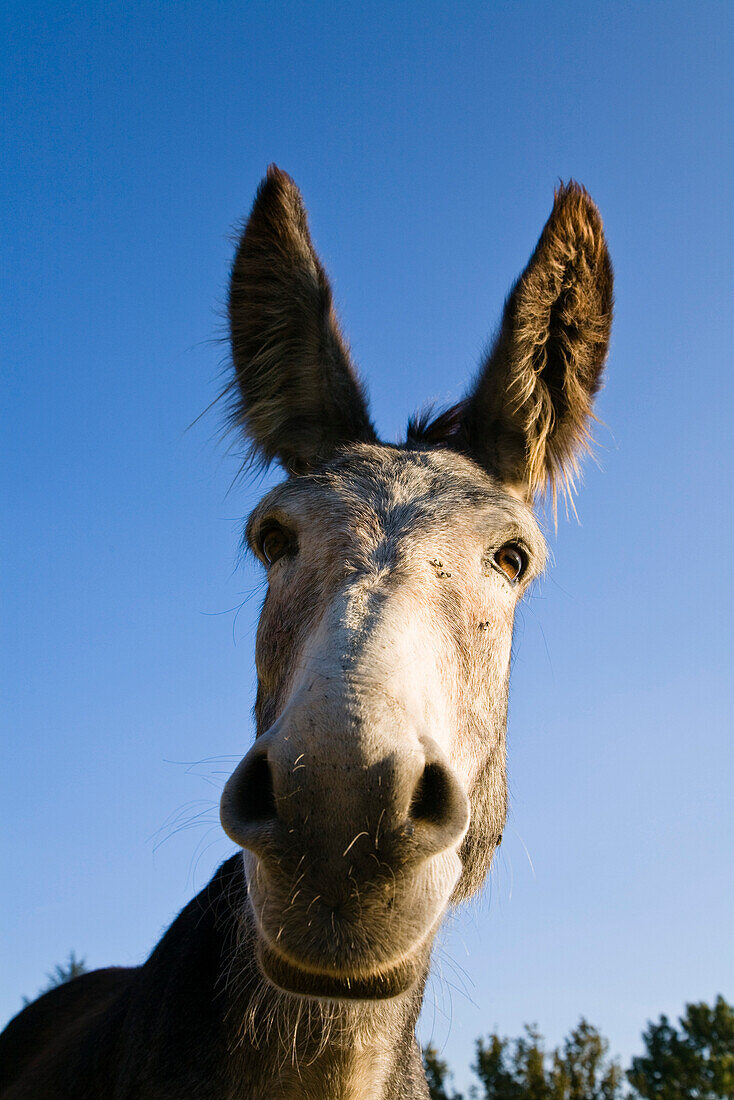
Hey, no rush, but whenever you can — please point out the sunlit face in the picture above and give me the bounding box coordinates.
[221,445,546,998]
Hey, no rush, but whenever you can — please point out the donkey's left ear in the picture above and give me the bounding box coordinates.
[458,182,613,503]
[228,166,377,474]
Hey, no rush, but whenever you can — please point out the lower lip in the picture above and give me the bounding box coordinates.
[258,941,423,1001]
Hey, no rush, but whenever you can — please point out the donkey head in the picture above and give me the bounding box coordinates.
[220,167,612,1000]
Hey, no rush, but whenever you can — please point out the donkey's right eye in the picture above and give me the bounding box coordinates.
[259,525,292,567]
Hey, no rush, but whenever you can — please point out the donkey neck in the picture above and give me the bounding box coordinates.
[240,997,426,1100]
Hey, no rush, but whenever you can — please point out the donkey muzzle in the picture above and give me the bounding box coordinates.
[220,717,469,997]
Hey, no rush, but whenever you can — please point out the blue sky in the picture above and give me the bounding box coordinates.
[2,1,732,1089]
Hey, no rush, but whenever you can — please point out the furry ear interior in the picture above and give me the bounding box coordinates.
[228,166,376,473]
[424,183,613,505]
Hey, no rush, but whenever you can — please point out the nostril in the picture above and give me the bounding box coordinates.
[220,746,279,850]
[409,762,452,827]
[239,751,276,823]
[406,750,470,851]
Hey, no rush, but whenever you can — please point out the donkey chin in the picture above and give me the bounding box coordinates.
[240,845,465,1001]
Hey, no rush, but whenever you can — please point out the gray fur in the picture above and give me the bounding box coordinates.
[0,170,611,1100]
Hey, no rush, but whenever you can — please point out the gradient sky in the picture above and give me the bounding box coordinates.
[2,1,732,1091]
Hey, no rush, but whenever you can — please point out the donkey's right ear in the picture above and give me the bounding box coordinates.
[455,183,613,506]
[228,166,377,473]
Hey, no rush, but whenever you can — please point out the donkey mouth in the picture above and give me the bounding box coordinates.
[257,939,426,1001]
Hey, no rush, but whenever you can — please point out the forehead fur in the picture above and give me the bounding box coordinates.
[247,444,547,569]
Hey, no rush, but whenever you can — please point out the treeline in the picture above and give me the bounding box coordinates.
[21,951,88,1005]
[423,995,734,1099]
[19,961,733,1096]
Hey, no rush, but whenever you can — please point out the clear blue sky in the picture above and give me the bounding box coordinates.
[2,1,732,1089]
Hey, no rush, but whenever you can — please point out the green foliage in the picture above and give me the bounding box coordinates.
[627,995,734,1099]
[549,1019,625,1100]
[22,951,88,1006]
[431,997,733,1099]
[473,1021,623,1100]
[423,1044,464,1100]
[474,1026,546,1099]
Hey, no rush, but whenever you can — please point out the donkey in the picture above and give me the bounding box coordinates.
[0,167,612,1099]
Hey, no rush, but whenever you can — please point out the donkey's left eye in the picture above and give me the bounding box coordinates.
[493,544,526,585]
[259,525,292,567]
